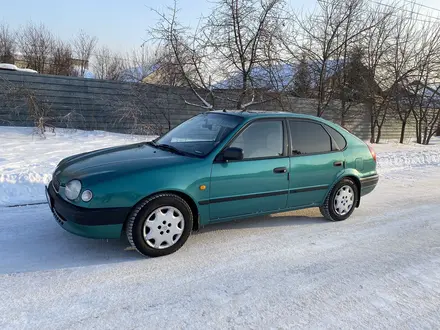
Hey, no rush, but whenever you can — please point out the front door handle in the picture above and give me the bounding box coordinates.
[273,167,287,174]
[333,161,343,167]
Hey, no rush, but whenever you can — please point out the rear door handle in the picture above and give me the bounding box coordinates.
[333,161,343,167]
[273,167,287,174]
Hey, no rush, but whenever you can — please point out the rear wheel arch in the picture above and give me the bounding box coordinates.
[323,175,361,209]
[343,175,361,207]
[320,177,359,221]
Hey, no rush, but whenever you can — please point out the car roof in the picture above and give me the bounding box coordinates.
[209,109,324,121]
[206,110,356,139]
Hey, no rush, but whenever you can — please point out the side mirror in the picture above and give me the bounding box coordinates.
[222,147,244,161]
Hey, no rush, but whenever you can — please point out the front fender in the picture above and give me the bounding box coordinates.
[84,160,212,211]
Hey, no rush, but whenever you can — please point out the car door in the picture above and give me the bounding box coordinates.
[209,119,289,221]
[287,120,346,208]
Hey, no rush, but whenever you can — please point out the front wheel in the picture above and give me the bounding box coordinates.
[126,193,193,257]
[320,178,358,221]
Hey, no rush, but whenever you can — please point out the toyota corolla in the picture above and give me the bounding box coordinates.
[46,110,378,257]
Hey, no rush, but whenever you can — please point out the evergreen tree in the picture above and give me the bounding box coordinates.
[292,55,311,97]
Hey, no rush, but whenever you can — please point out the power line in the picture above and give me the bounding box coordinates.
[319,0,440,23]
[402,0,440,14]
[369,0,440,23]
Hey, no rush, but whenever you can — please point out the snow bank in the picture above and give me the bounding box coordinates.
[373,137,440,173]
[0,127,154,206]
[0,126,439,207]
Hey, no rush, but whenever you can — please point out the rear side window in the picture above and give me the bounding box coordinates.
[289,121,332,155]
[324,125,347,150]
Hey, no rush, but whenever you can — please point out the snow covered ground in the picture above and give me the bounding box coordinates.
[374,137,440,174]
[0,127,154,206]
[0,127,440,329]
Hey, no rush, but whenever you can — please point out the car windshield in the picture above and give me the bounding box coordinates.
[155,113,243,157]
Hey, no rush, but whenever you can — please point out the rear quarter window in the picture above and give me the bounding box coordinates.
[324,125,347,150]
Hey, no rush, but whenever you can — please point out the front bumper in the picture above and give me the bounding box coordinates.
[46,181,129,239]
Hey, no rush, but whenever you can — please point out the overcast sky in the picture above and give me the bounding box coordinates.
[2,0,440,54]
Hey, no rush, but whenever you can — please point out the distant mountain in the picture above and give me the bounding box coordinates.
[213,60,342,91]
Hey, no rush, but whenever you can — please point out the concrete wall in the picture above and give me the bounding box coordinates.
[0,70,413,140]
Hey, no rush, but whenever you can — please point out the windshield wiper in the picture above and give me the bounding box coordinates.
[155,143,188,156]
[147,141,202,158]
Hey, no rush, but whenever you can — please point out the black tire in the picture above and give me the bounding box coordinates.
[126,193,193,257]
[320,178,358,221]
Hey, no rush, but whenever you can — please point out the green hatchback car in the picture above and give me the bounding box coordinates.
[46,110,378,257]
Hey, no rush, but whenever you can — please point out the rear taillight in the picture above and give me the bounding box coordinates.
[367,144,377,162]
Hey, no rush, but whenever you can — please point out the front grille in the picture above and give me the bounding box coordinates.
[53,177,60,193]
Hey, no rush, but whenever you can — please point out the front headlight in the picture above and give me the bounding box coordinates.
[65,180,82,200]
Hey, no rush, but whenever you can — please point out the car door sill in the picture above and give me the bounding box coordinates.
[207,204,317,223]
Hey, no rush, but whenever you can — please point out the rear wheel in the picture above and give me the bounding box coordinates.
[320,178,358,221]
[126,194,193,257]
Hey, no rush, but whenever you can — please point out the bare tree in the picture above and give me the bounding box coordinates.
[335,46,372,127]
[333,1,370,126]
[360,2,440,144]
[257,23,289,93]
[410,83,440,145]
[72,30,98,77]
[403,20,440,145]
[153,44,196,87]
[205,0,285,109]
[283,0,379,117]
[149,1,215,109]
[0,23,15,63]
[18,22,55,73]
[0,77,53,136]
[150,0,284,110]
[110,84,174,135]
[360,5,395,143]
[93,46,124,80]
[386,7,420,144]
[121,46,159,82]
[49,40,74,76]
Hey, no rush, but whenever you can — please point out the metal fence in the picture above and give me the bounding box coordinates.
[0,70,416,140]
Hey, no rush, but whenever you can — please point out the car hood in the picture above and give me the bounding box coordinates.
[55,143,198,183]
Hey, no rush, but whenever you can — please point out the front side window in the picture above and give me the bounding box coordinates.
[156,113,243,156]
[289,121,332,155]
[230,120,283,159]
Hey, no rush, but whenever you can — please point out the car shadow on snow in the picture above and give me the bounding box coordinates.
[0,206,143,274]
[0,206,325,274]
